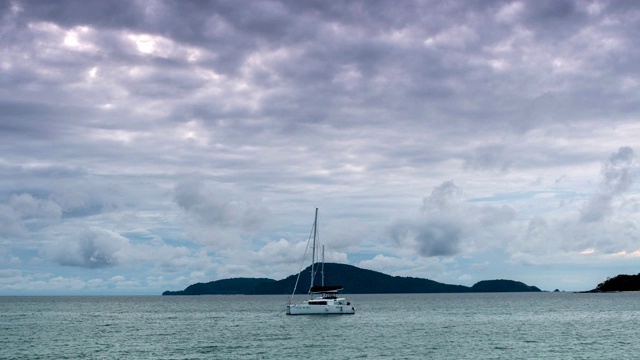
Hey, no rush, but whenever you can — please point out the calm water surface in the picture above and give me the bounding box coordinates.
[1,293,639,359]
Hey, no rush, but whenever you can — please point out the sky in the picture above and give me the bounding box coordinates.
[1,0,639,295]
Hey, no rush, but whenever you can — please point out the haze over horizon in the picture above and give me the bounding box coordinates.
[1,0,639,295]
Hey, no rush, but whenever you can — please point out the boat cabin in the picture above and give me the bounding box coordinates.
[308,300,328,305]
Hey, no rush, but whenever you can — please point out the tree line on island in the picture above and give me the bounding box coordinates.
[163,263,542,295]
[583,273,640,293]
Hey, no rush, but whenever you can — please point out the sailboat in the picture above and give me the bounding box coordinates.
[286,208,356,315]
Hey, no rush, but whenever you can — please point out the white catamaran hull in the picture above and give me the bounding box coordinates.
[286,303,355,315]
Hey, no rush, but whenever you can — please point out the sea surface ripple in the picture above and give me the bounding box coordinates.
[1,292,639,359]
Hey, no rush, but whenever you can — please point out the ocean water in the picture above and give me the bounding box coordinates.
[1,292,639,359]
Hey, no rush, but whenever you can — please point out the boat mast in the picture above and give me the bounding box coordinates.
[322,245,325,287]
[310,207,318,292]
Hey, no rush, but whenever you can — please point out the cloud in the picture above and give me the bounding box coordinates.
[253,237,347,266]
[0,248,21,267]
[47,227,128,268]
[580,146,636,222]
[509,147,639,264]
[604,146,634,193]
[387,181,517,257]
[0,269,193,294]
[356,254,450,281]
[463,144,513,172]
[250,238,308,266]
[2,0,640,293]
[9,193,61,219]
[0,270,86,292]
[0,193,61,237]
[510,214,640,266]
[0,204,26,237]
[173,179,269,238]
[0,269,23,284]
[44,226,211,276]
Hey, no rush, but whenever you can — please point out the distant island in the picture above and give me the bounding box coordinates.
[163,263,541,295]
[585,273,640,292]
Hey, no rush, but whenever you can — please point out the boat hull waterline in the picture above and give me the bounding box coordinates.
[286,298,355,315]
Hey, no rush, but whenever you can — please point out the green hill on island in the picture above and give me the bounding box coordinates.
[163,263,541,295]
[165,278,277,295]
[586,273,640,292]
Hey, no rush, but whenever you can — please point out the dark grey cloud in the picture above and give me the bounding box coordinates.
[3,0,636,177]
[580,147,636,223]
[388,181,517,257]
[16,0,144,30]
[48,227,126,268]
[421,180,461,212]
[463,145,512,172]
[174,180,234,227]
[606,146,634,193]
[5,0,640,151]
[522,0,586,36]
[385,215,464,257]
[415,218,463,257]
